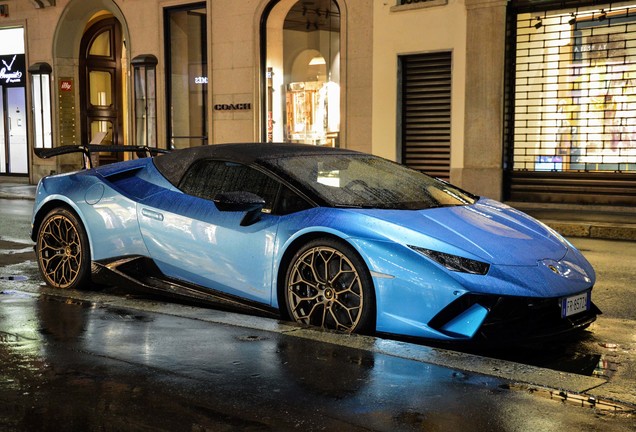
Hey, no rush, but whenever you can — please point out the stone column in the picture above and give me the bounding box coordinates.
[456,0,508,200]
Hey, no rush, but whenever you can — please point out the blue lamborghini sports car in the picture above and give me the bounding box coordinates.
[31,143,600,342]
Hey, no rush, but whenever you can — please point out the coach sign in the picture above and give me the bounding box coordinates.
[214,103,252,111]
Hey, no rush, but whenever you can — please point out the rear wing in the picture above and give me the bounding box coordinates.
[34,145,170,169]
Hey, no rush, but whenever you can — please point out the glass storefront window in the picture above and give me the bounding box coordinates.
[264,0,341,146]
[89,31,111,57]
[132,55,158,148]
[90,120,113,144]
[0,27,24,55]
[165,3,207,149]
[513,5,636,173]
[29,62,53,149]
[0,27,28,174]
[89,71,112,106]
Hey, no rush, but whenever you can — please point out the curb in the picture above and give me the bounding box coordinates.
[543,220,636,242]
[0,185,36,201]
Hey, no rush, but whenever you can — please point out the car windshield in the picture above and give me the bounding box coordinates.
[270,154,477,210]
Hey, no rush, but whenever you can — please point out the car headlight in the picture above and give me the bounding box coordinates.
[409,246,490,275]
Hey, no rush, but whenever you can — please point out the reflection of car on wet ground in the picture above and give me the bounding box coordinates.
[31,143,600,342]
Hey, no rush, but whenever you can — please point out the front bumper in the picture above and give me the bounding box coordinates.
[429,292,601,342]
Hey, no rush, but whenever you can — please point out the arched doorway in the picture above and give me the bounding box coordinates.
[50,0,131,173]
[79,17,124,165]
[262,0,341,146]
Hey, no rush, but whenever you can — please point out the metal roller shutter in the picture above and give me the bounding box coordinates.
[399,52,452,180]
[505,3,636,205]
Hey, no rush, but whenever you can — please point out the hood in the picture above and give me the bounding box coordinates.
[355,198,568,266]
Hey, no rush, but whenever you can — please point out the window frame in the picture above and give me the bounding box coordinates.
[178,159,312,215]
[163,2,208,150]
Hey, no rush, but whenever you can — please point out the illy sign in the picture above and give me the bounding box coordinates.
[60,80,73,91]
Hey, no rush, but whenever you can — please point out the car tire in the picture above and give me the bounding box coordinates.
[36,208,92,290]
[284,238,376,334]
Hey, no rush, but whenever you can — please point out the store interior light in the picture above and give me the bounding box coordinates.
[309,55,326,66]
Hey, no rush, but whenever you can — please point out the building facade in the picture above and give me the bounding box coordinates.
[0,0,634,206]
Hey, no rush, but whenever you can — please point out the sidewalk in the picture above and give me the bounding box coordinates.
[509,201,636,241]
[0,181,634,241]
[0,183,36,201]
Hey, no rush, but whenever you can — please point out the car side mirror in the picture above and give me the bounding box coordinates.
[213,191,266,226]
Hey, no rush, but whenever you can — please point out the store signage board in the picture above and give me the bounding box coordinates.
[58,77,76,146]
[0,54,25,86]
[214,103,252,111]
[60,80,73,92]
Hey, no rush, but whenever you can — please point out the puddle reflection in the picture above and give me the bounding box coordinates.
[0,293,517,431]
[392,328,619,380]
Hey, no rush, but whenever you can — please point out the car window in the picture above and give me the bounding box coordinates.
[270,154,477,210]
[277,185,313,215]
[179,160,280,211]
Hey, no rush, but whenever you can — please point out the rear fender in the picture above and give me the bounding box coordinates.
[33,190,149,261]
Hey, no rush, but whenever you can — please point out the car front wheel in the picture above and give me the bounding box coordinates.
[285,238,375,334]
[36,208,91,290]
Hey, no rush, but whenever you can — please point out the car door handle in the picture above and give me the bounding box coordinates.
[141,208,164,221]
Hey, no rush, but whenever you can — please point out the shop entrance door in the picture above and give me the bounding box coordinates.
[0,86,28,174]
[79,17,123,165]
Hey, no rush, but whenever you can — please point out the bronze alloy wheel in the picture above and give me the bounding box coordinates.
[285,239,375,333]
[37,208,91,290]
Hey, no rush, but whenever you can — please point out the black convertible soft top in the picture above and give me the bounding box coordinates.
[153,142,361,186]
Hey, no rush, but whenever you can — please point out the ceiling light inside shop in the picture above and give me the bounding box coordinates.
[568,13,576,25]
[309,56,326,65]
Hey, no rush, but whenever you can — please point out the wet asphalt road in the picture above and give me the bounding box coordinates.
[1,290,634,432]
[1,198,636,431]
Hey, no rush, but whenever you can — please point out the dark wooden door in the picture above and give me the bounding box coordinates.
[79,18,123,165]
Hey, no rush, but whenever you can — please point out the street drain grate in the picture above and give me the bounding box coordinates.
[504,383,636,413]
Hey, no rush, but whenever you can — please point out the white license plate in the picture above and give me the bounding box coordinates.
[561,292,590,318]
